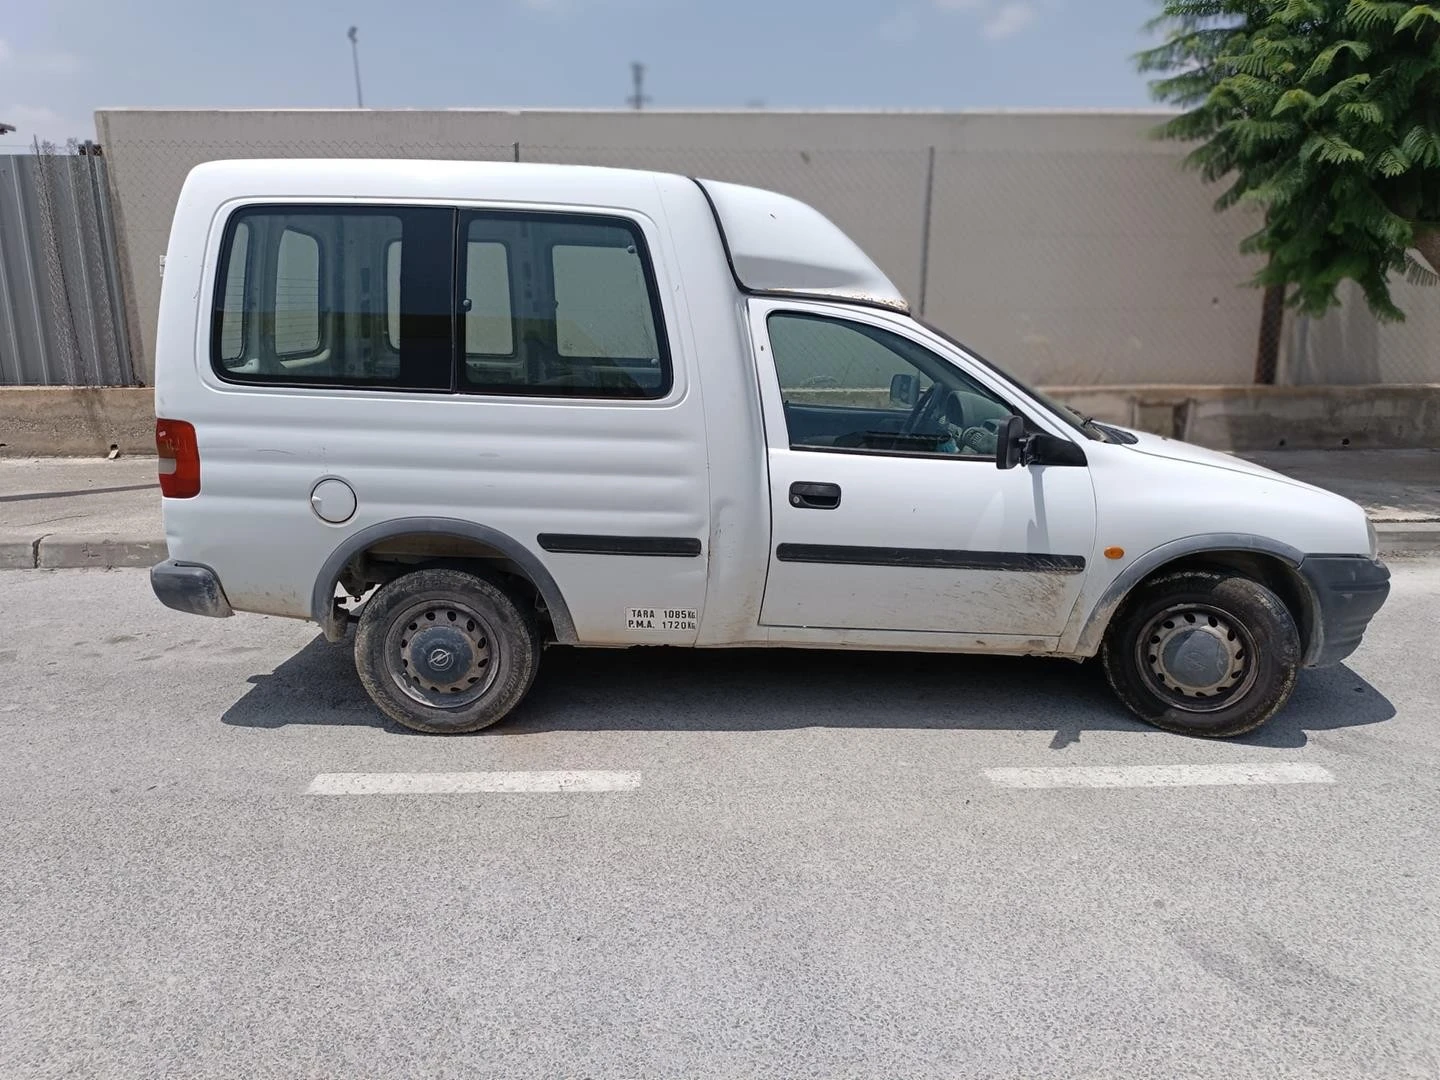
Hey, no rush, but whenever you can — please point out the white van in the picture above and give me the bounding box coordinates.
[151,159,1390,738]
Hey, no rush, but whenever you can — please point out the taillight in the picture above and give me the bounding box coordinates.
[155,419,201,499]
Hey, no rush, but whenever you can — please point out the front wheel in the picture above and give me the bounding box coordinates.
[354,568,540,734]
[1101,570,1300,738]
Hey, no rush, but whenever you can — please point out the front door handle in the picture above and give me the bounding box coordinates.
[789,481,842,510]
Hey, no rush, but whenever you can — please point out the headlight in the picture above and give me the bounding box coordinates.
[1367,517,1379,559]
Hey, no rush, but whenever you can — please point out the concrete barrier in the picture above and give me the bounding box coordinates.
[0,387,153,457]
[1049,385,1440,450]
[1,384,1436,455]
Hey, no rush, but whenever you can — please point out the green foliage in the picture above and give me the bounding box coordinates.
[1139,0,1440,319]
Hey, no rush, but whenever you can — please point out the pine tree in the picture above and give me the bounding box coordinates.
[1139,0,1440,322]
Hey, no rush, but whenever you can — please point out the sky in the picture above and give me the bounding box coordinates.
[2,0,1167,147]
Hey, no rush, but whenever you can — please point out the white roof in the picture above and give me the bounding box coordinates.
[176,159,908,313]
[699,179,908,313]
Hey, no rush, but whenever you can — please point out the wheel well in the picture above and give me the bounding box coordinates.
[1123,550,1315,655]
[340,533,548,632]
[313,522,577,646]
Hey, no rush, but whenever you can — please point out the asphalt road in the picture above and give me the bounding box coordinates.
[2,560,1439,1079]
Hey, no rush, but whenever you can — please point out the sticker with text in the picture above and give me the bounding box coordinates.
[627,607,698,632]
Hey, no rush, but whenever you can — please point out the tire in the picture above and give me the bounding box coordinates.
[354,568,540,734]
[1101,570,1300,738]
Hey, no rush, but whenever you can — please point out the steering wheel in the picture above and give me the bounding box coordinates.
[901,384,950,437]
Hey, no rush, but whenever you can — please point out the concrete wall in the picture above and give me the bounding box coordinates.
[95,107,1440,389]
[0,386,153,456]
[1055,385,1440,450]
[5,382,1436,456]
[1285,279,1440,385]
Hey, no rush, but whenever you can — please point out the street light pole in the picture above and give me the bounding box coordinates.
[347,26,364,108]
[627,62,649,110]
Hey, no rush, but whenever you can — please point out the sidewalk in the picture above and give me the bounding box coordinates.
[1,449,1437,570]
[0,458,164,569]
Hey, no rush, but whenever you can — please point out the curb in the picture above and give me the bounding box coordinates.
[1374,521,1440,556]
[0,537,166,570]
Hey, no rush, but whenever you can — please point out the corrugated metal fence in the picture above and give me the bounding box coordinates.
[0,145,134,386]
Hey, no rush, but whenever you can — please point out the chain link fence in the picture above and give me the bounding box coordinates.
[0,140,134,385]
[78,112,1440,388]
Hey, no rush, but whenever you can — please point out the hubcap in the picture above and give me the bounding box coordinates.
[384,599,499,709]
[1137,604,1257,713]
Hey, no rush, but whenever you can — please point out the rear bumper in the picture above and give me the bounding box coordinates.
[150,560,234,619]
[1298,554,1390,667]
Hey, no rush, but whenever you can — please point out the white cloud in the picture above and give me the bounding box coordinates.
[0,37,90,146]
[0,105,93,146]
[931,0,1041,40]
[28,50,80,76]
[0,37,81,75]
[982,2,1038,39]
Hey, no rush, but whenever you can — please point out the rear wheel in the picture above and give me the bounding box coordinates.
[1101,570,1300,738]
[354,567,540,734]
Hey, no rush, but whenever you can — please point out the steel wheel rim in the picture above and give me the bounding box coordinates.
[1135,603,1258,713]
[384,598,500,709]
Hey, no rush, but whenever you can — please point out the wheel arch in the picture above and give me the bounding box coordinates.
[310,517,578,645]
[1068,533,1317,662]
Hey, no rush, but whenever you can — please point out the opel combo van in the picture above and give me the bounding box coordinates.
[150,159,1390,738]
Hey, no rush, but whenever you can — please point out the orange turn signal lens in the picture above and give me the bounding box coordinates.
[1104,546,1125,560]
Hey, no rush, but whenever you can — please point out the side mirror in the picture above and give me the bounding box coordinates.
[889,373,920,407]
[1026,432,1088,467]
[996,415,1026,470]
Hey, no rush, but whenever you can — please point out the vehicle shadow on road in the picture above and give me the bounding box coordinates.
[219,635,1395,749]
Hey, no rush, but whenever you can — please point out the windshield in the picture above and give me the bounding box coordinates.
[915,318,1108,442]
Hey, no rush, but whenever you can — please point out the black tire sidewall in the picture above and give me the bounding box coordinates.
[354,568,539,734]
[1102,571,1299,738]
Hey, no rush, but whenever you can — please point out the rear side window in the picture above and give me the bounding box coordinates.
[463,240,514,357]
[216,222,249,364]
[459,213,669,399]
[553,244,658,359]
[211,205,669,399]
[211,206,454,391]
[273,227,321,358]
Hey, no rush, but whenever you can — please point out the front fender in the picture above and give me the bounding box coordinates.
[1060,532,1307,658]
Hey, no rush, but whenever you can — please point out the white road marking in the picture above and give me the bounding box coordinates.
[306,770,641,795]
[983,763,1334,790]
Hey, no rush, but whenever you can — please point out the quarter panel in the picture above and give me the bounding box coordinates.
[158,178,713,645]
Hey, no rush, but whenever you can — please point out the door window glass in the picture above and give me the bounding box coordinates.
[768,312,1015,457]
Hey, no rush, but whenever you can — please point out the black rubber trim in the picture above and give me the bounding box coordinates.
[1296,554,1391,667]
[538,534,703,558]
[775,544,1086,573]
[151,560,234,619]
[1070,532,1308,657]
